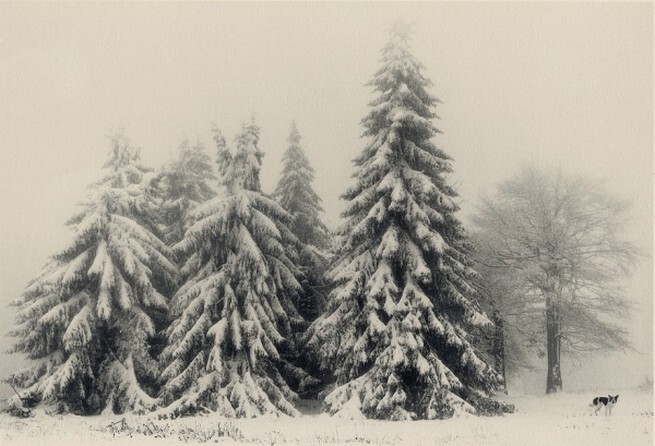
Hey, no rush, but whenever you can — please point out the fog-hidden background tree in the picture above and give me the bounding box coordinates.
[151,139,216,246]
[6,135,178,414]
[159,121,314,418]
[472,167,638,394]
[471,242,539,393]
[306,25,509,420]
[272,121,330,321]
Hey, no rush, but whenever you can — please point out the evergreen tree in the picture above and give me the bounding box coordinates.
[153,139,216,246]
[272,122,330,320]
[273,121,330,250]
[159,121,311,418]
[7,135,178,414]
[306,25,509,420]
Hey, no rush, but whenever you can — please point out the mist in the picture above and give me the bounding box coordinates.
[0,2,651,398]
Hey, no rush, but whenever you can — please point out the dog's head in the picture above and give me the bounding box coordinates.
[608,394,619,404]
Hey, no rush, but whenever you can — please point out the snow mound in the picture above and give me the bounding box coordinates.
[331,394,366,421]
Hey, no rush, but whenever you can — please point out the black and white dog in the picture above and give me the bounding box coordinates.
[591,394,619,416]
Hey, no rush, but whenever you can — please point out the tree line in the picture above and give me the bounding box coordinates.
[5,25,637,419]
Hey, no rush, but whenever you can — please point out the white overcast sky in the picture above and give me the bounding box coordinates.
[0,2,652,396]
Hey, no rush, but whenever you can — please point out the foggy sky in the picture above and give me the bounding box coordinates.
[0,2,651,397]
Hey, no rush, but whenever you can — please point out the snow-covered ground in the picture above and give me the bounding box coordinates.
[0,389,652,446]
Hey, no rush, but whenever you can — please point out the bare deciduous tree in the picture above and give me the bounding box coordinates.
[472,167,638,394]
[471,248,541,393]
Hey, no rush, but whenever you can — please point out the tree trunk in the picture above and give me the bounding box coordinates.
[491,308,508,394]
[545,298,562,394]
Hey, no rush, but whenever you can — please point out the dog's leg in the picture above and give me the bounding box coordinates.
[594,404,601,415]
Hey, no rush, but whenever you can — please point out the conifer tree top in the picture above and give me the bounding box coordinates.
[287,120,301,145]
[272,120,329,251]
[96,134,153,191]
[214,118,264,193]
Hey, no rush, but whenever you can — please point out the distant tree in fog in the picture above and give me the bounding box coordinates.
[150,139,216,247]
[472,167,638,394]
[272,121,330,320]
[471,239,541,393]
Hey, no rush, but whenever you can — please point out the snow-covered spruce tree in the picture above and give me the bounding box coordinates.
[273,121,330,251]
[272,121,330,320]
[152,139,216,246]
[159,121,311,418]
[306,26,510,420]
[7,135,178,414]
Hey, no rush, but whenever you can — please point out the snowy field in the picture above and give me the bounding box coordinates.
[0,389,652,446]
